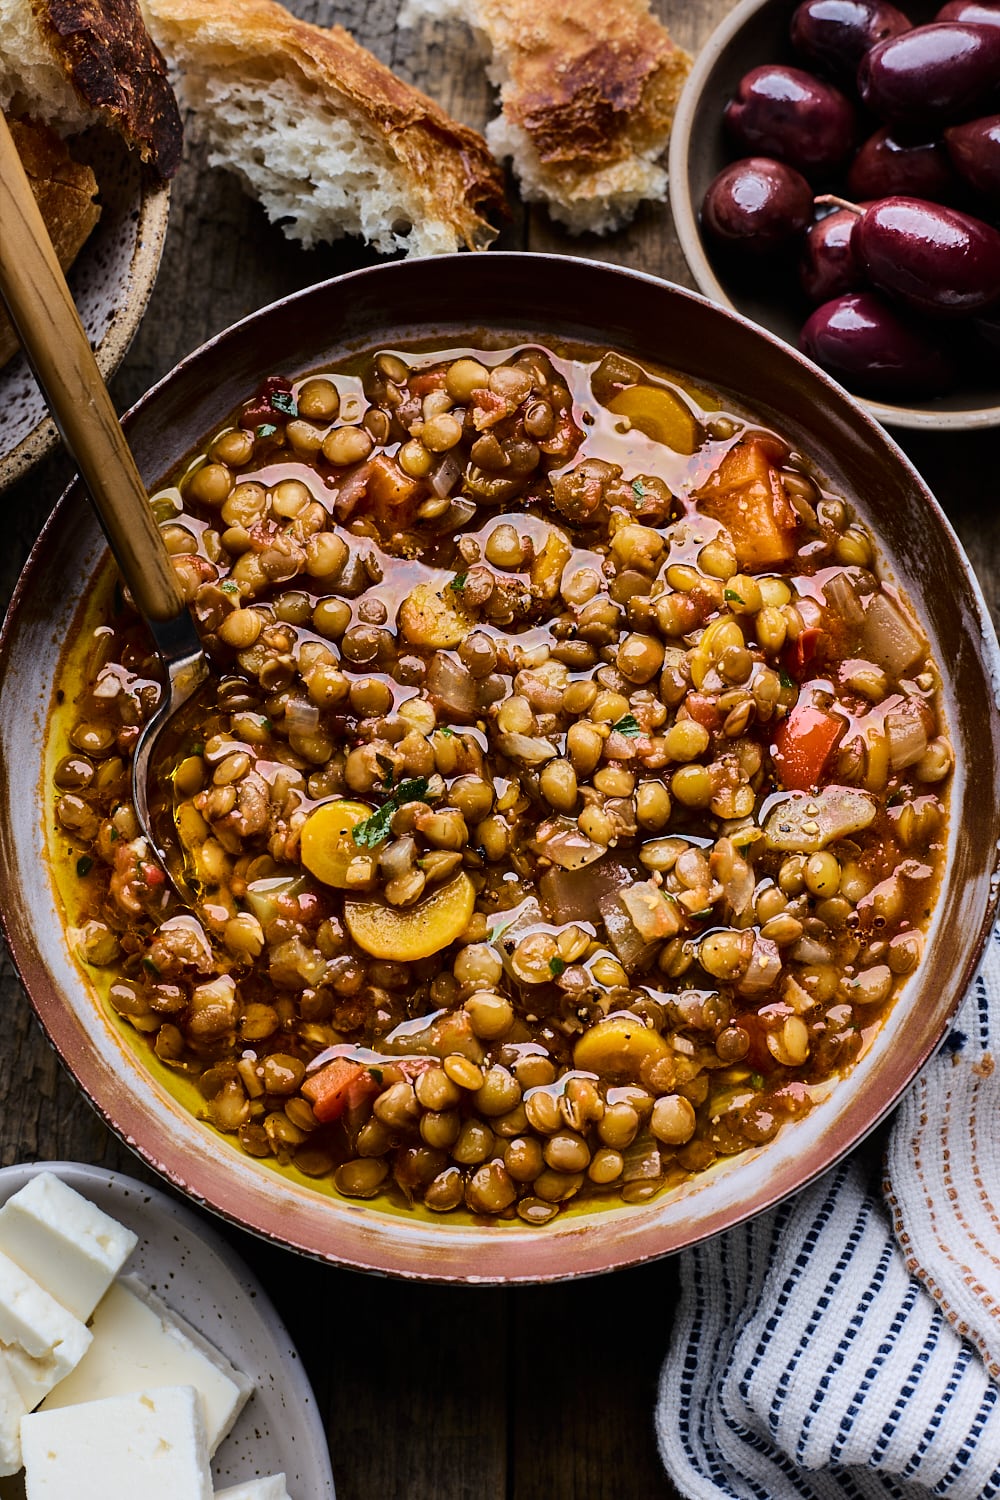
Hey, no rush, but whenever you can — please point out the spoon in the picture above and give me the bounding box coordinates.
[0,111,207,901]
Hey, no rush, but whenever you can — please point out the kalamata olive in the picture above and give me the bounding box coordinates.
[846,127,959,200]
[800,291,958,393]
[725,65,857,179]
[935,2,1000,24]
[855,195,1000,316]
[791,0,913,81]
[858,23,1000,126]
[945,114,1000,195]
[799,209,866,301]
[701,158,814,253]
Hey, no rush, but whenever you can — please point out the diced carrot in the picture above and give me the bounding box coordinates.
[695,438,799,569]
[302,1057,381,1124]
[408,368,448,397]
[772,703,845,791]
[784,626,829,680]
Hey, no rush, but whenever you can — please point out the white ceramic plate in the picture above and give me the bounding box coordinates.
[0,1161,335,1500]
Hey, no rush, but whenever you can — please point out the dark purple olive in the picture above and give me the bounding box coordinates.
[935,2,1000,24]
[858,23,1000,126]
[800,291,958,393]
[847,127,959,200]
[799,209,866,301]
[701,158,814,253]
[945,114,1000,195]
[790,0,912,82]
[725,65,857,179]
[855,195,1000,316]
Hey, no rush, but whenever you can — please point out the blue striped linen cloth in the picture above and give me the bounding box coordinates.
[658,925,1000,1499]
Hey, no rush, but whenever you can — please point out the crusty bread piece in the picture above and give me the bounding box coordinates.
[142,0,506,258]
[401,0,692,235]
[0,116,101,367]
[0,0,182,178]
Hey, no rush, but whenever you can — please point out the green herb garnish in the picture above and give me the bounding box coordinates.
[351,776,432,848]
[450,572,468,592]
[220,579,239,595]
[750,1071,765,1090]
[270,391,298,418]
[142,956,160,977]
[631,478,646,503]
[369,1067,384,1085]
[439,726,454,738]
[724,589,745,604]
[256,423,278,439]
[76,855,93,878]
[549,956,567,977]
[779,670,796,691]
[612,713,642,737]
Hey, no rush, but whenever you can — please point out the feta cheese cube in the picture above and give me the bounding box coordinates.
[0,1350,27,1477]
[0,1174,137,1323]
[214,1479,291,1500]
[21,1385,213,1499]
[0,1251,90,1409]
[40,1277,251,1454]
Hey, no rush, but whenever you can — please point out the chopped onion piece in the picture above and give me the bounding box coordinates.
[886,708,928,770]
[619,881,683,942]
[598,890,655,973]
[427,651,477,719]
[497,731,557,765]
[539,857,631,924]
[430,451,463,498]
[763,786,877,853]
[284,696,320,735]
[736,934,782,997]
[533,819,605,870]
[861,591,924,677]
[822,570,864,627]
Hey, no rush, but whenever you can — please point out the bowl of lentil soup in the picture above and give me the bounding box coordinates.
[2,253,998,1281]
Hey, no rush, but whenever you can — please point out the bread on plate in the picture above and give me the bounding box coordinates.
[143,0,507,258]
[401,0,691,235]
[0,0,182,178]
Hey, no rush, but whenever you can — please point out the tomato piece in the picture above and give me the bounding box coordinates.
[303,1058,381,1124]
[772,703,845,791]
[696,438,798,569]
[783,626,830,680]
[408,368,447,396]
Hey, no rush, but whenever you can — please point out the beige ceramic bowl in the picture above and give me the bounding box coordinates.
[1,253,999,1281]
[0,127,170,489]
[667,0,1000,432]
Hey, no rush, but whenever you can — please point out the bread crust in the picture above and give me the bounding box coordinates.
[475,0,691,177]
[31,0,182,178]
[147,0,506,249]
[0,115,100,366]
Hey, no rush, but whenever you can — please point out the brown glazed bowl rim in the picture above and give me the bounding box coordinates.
[2,251,999,1282]
[666,0,1000,433]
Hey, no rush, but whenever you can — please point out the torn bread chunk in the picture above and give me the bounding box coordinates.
[0,1250,91,1411]
[41,1276,252,1456]
[21,1385,212,1499]
[0,1350,27,1477]
[0,1172,136,1324]
[0,0,182,177]
[401,0,691,234]
[142,0,506,257]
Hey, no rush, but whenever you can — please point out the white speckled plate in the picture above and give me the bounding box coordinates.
[0,127,170,491]
[0,1161,335,1500]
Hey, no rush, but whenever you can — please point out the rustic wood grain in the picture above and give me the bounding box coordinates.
[0,1,994,1497]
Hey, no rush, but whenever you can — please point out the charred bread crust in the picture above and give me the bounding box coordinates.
[150,0,506,248]
[31,0,182,178]
[478,0,690,175]
[0,115,100,365]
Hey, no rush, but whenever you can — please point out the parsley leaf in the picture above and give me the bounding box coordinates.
[612,713,642,737]
[750,1071,765,1090]
[724,588,745,604]
[632,478,646,503]
[779,670,796,691]
[450,572,468,592]
[220,579,239,595]
[351,777,431,848]
[270,390,298,417]
[549,956,567,977]
[256,423,278,439]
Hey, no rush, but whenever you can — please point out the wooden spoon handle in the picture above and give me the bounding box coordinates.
[0,111,184,624]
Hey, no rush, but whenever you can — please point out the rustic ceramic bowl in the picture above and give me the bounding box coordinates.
[2,253,998,1281]
[667,0,1000,432]
[0,127,170,489]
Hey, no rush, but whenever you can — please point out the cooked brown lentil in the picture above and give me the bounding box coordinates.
[51,345,948,1222]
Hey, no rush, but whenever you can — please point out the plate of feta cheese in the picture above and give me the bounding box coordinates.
[0,1161,335,1500]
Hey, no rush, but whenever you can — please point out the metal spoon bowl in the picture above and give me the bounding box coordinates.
[0,111,203,903]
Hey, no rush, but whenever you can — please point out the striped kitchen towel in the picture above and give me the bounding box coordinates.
[657,925,1000,1499]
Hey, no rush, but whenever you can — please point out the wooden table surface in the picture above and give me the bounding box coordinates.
[2,2,999,1497]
